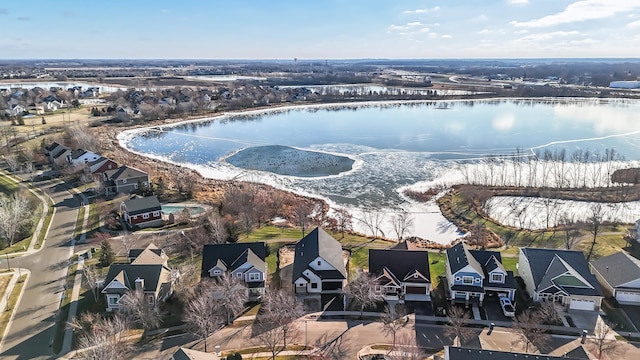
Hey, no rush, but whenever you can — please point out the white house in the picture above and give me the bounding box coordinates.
[518,248,603,311]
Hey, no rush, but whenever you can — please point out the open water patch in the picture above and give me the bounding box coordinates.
[225,145,355,177]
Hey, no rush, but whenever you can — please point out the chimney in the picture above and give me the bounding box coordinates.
[135,277,144,291]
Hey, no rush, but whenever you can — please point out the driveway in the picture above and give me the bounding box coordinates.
[482,297,513,323]
[621,305,640,332]
[0,178,79,360]
[565,310,599,331]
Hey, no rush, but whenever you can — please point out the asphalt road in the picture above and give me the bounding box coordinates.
[0,180,79,360]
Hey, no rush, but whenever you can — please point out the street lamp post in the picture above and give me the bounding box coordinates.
[305,320,308,348]
[5,253,10,271]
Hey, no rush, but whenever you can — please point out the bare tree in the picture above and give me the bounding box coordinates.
[4,152,19,172]
[588,320,626,360]
[511,310,549,353]
[82,265,103,302]
[360,207,386,239]
[254,290,304,359]
[204,210,227,244]
[0,192,33,247]
[345,270,383,317]
[558,212,580,250]
[208,275,248,324]
[333,208,353,238]
[381,304,408,352]
[77,313,129,360]
[537,302,561,326]
[184,289,225,353]
[391,210,414,242]
[587,203,604,261]
[294,202,313,237]
[119,289,162,331]
[444,306,474,346]
[119,232,137,256]
[65,125,99,152]
[171,263,200,303]
[387,333,424,360]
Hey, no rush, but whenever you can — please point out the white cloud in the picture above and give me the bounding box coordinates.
[509,0,529,4]
[628,19,640,27]
[403,7,440,14]
[472,14,489,21]
[518,30,580,41]
[512,0,640,28]
[441,34,453,39]
[388,24,409,31]
[407,22,423,27]
[478,29,491,34]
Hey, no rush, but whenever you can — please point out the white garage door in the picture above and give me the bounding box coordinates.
[570,298,595,311]
[616,291,640,305]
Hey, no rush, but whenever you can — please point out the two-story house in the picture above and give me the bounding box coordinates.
[120,195,163,229]
[292,227,347,297]
[102,165,150,195]
[44,142,72,167]
[101,244,172,312]
[518,248,603,311]
[369,249,431,303]
[201,242,267,301]
[66,148,101,167]
[86,157,118,182]
[446,242,516,306]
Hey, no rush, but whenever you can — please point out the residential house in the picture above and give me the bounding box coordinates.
[292,227,347,300]
[101,244,172,312]
[44,142,72,167]
[86,157,118,182]
[518,248,603,311]
[4,104,26,117]
[201,242,267,300]
[445,242,516,306]
[66,148,101,166]
[171,347,219,360]
[127,243,168,266]
[102,165,149,195]
[120,195,163,229]
[369,249,431,303]
[591,252,640,305]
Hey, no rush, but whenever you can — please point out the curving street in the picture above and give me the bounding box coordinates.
[0,179,79,360]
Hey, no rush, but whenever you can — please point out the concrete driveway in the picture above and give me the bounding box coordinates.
[565,310,599,331]
[621,305,640,331]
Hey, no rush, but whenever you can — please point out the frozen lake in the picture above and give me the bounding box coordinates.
[120,98,640,243]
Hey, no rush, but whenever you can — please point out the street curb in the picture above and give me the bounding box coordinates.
[0,269,31,353]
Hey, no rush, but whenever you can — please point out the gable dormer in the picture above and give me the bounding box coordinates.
[403,269,429,283]
[208,259,227,277]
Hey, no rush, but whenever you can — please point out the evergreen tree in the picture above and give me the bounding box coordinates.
[99,240,116,267]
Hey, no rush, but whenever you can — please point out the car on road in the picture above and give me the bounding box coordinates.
[499,297,515,317]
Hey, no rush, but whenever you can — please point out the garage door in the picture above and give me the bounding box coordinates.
[616,291,640,305]
[406,286,427,294]
[570,298,595,311]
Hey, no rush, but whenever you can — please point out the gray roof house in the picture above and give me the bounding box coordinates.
[444,346,585,360]
[102,165,150,195]
[369,249,431,303]
[101,255,172,312]
[591,251,640,305]
[201,242,267,301]
[120,195,163,229]
[292,227,347,310]
[519,248,603,311]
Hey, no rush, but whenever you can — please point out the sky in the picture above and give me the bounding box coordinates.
[2,0,640,59]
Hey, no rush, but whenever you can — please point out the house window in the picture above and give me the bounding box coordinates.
[462,276,474,285]
[122,178,127,183]
[108,296,119,305]
[213,270,221,275]
[455,277,461,282]
[148,295,154,304]
[491,273,503,283]
[236,272,242,278]
[475,278,481,283]
[298,283,305,287]
[311,283,318,289]
[143,213,149,219]
[153,211,160,217]
[374,285,382,292]
[248,273,261,281]
[317,260,321,266]
[134,183,138,189]
[132,215,137,220]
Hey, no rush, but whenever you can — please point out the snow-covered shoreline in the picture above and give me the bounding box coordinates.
[117,98,640,244]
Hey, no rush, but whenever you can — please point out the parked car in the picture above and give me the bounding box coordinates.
[499,297,515,317]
